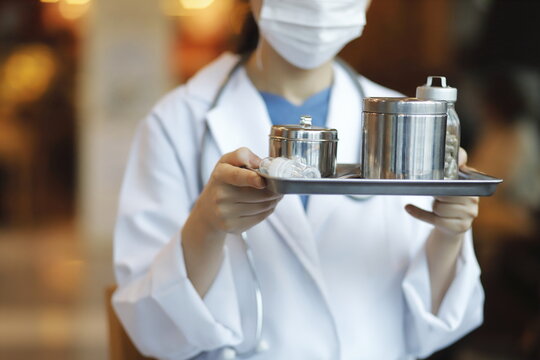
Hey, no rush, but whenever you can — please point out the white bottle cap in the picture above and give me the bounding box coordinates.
[416,76,457,102]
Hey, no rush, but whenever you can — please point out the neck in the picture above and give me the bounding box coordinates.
[245,39,334,105]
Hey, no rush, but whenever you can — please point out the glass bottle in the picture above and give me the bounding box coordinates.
[445,101,460,180]
[416,76,460,179]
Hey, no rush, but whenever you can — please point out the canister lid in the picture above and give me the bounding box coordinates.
[363,97,447,115]
[270,115,338,141]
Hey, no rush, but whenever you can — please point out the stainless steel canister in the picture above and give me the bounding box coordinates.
[269,115,338,178]
[362,97,447,180]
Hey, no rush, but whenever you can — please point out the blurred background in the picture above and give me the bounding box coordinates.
[0,0,538,359]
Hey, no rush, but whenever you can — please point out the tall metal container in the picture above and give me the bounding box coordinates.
[362,97,447,180]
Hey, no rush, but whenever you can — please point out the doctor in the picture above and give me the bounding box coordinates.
[113,0,484,359]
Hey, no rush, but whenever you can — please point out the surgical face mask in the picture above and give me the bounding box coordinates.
[255,0,369,70]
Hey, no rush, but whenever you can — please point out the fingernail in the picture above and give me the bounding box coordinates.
[251,156,262,168]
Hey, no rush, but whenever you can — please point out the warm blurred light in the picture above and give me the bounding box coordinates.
[59,0,91,20]
[161,0,187,16]
[39,0,91,20]
[38,308,71,348]
[180,0,214,10]
[40,0,91,4]
[0,45,57,104]
[40,259,84,294]
[182,0,234,39]
[65,0,91,4]
[161,0,219,16]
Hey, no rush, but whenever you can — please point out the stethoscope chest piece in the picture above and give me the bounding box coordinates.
[256,339,269,353]
[218,339,269,359]
[219,347,237,360]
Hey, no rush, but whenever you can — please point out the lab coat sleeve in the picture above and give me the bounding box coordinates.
[402,230,484,358]
[112,113,243,359]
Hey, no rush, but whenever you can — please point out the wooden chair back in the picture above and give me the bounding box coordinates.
[105,286,154,360]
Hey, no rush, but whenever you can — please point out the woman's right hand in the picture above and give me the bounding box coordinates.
[192,147,283,238]
[182,148,282,296]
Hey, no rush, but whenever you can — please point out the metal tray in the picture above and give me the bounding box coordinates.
[258,164,502,197]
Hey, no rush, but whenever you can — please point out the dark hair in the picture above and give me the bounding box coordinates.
[480,69,525,124]
[235,11,259,55]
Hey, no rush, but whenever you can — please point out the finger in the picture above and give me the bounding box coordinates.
[405,204,437,225]
[215,199,278,220]
[431,217,472,235]
[434,196,479,206]
[233,198,280,217]
[220,147,262,169]
[231,187,283,203]
[432,201,464,218]
[232,208,276,234]
[459,147,468,169]
[213,185,282,204]
[432,201,477,219]
[406,204,474,234]
[405,204,437,226]
[214,163,265,189]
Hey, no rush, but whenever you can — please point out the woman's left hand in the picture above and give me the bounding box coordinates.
[405,148,479,239]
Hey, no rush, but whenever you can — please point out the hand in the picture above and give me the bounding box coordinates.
[192,147,283,236]
[183,147,282,296]
[405,148,479,238]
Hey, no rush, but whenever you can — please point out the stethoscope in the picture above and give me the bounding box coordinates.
[196,56,368,360]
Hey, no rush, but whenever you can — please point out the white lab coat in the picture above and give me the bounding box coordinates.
[113,53,484,360]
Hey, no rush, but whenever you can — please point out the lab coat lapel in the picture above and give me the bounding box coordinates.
[205,67,326,292]
[327,62,363,164]
[309,63,364,232]
[205,68,269,159]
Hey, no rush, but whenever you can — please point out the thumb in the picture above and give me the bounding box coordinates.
[459,147,468,169]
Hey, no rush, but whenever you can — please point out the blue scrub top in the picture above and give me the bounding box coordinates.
[259,87,332,209]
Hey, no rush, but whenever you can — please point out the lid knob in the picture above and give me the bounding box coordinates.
[416,76,457,102]
[426,76,448,87]
[300,115,312,127]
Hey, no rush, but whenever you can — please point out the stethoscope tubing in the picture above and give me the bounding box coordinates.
[196,55,370,359]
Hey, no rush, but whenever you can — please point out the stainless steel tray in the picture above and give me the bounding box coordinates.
[258,164,502,196]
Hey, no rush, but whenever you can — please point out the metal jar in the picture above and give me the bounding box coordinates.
[269,115,338,178]
[362,97,447,180]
